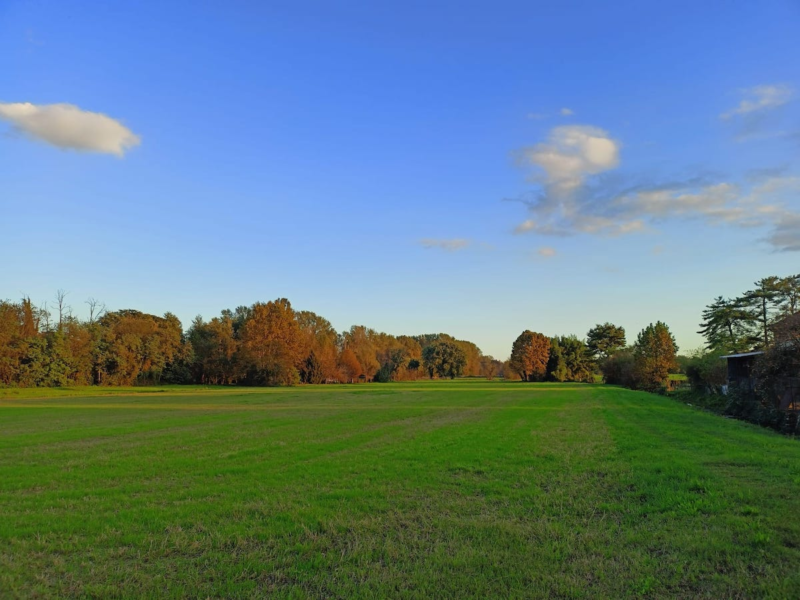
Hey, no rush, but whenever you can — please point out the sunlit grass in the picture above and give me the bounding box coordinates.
[2,380,799,597]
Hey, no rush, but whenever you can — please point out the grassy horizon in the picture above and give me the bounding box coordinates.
[2,380,799,597]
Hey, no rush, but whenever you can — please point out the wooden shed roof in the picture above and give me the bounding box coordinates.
[720,351,764,359]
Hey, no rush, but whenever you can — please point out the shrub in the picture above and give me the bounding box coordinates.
[752,340,800,410]
[684,350,727,393]
[600,349,637,387]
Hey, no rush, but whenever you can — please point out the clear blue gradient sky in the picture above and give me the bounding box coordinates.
[1,1,798,359]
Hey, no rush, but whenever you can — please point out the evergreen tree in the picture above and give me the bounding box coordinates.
[775,274,800,318]
[742,277,783,349]
[698,296,754,353]
[547,336,594,382]
[586,323,626,359]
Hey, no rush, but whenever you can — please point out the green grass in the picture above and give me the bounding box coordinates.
[2,380,800,598]
[0,384,223,400]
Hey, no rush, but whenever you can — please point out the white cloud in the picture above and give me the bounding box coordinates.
[419,238,471,251]
[721,85,794,119]
[518,125,620,193]
[0,102,140,156]
[537,246,557,258]
[560,108,574,116]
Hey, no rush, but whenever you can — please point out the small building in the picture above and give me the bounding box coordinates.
[720,317,799,405]
[720,351,764,392]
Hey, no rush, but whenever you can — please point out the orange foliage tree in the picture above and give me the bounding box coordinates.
[240,299,302,386]
[509,330,550,381]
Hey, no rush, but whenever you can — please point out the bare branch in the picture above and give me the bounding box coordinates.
[85,297,107,324]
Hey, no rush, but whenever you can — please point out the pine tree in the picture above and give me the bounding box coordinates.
[698,296,754,353]
[742,277,783,348]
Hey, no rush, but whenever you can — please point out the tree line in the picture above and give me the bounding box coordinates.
[502,272,800,396]
[5,273,795,391]
[0,294,503,387]
[506,321,679,393]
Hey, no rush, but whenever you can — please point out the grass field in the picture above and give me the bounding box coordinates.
[2,380,800,598]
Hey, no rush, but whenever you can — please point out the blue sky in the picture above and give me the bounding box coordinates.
[1,0,798,359]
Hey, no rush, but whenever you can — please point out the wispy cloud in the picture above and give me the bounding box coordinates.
[559,107,574,116]
[419,238,471,251]
[509,123,800,251]
[0,102,140,156]
[721,84,793,119]
[766,212,800,252]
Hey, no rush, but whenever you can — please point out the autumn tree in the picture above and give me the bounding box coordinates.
[633,321,678,391]
[239,299,302,386]
[509,330,550,382]
[370,333,409,382]
[480,355,501,380]
[342,326,380,380]
[296,311,339,383]
[586,323,626,359]
[0,301,30,385]
[0,298,97,387]
[52,316,94,385]
[0,293,496,389]
[337,347,362,383]
[455,340,483,377]
[94,310,184,385]
[394,336,423,380]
